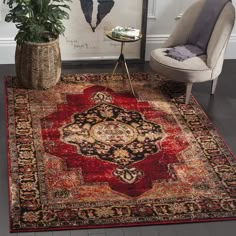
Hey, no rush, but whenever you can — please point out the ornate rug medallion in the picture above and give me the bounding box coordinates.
[60,91,164,186]
[6,73,236,232]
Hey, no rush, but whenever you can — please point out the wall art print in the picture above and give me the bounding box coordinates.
[60,0,147,62]
[80,0,115,32]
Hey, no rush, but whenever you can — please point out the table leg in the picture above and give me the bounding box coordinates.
[111,42,136,96]
[111,59,120,77]
[122,56,136,96]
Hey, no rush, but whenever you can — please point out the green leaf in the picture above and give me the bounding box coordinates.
[3,0,72,43]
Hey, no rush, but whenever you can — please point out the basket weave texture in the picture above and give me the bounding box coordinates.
[15,38,61,89]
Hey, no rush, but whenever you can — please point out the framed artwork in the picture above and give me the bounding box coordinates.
[60,0,148,63]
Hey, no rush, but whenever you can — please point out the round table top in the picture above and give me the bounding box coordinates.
[105,31,142,43]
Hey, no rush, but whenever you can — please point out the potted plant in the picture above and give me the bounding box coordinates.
[3,0,72,89]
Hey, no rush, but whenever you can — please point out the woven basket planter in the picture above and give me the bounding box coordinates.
[15,38,61,89]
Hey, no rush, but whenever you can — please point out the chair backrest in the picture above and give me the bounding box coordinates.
[207,1,235,77]
[163,0,205,48]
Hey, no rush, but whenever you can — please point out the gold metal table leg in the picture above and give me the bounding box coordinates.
[111,42,136,96]
[123,59,136,96]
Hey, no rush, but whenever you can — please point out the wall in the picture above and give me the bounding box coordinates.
[0,0,236,64]
[0,3,17,64]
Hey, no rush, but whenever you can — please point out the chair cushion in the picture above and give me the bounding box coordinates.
[150,48,212,83]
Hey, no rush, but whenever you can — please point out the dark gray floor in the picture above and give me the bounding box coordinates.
[0,61,235,235]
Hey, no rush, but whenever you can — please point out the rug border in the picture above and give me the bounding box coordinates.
[191,95,236,159]
[5,76,14,233]
[9,217,236,233]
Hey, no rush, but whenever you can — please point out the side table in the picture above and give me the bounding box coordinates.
[105,31,142,96]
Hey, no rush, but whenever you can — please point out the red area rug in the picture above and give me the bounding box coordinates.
[6,73,236,232]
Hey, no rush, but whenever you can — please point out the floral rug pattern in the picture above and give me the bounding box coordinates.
[6,73,236,232]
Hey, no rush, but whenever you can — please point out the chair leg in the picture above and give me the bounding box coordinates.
[185,83,193,104]
[211,77,218,94]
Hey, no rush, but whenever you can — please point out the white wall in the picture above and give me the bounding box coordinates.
[0,0,236,64]
[0,3,17,64]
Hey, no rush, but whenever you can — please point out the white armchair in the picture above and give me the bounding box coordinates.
[150,0,235,104]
